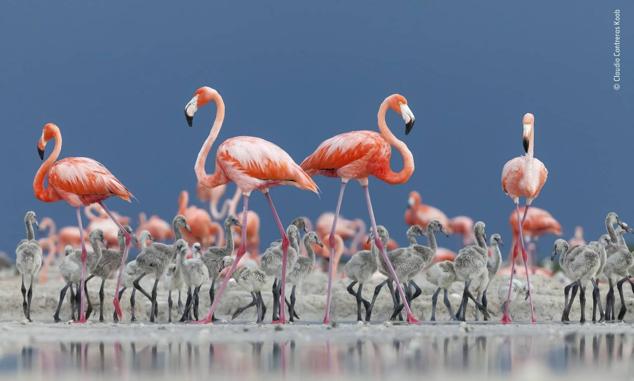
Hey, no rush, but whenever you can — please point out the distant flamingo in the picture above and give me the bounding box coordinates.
[301,93,419,324]
[449,216,475,245]
[184,86,318,324]
[500,113,548,323]
[178,190,223,247]
[569,226,586,247]
[404,191,452,233]
[316,212,361,241]
[33,123,133,322]
[37,217,59,283]
[85,204,124,248]
[508,206,561,268]
[197,183,233,220]
[315,234,345,278]
[137,212,174,242]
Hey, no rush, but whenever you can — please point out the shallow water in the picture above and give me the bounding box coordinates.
[1,323,633,380]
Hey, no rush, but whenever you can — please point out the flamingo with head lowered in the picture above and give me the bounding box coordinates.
[184,86,318,324]
[301,93,420,324]
[33,123,133,322]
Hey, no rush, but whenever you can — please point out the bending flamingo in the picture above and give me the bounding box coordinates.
[301,93,419,324]
[508,206,561,270]
[33,123,133,322]
[500,113,548,323]
[183,86,318,324]
[404,191,451,233]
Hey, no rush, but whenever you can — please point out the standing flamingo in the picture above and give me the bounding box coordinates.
[178,190,224,247]
[301,93,419,324]
[508,206,561,270]
[404,191,452,233]
[183,86,318,324]
[500,113,548,323]
[33,122,133,322]
[137,212,174,242]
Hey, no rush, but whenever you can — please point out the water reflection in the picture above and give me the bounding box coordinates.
[2,332,634,378]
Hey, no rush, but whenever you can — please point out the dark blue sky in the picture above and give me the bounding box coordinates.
[1,1,631,259]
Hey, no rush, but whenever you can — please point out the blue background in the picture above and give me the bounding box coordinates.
[1,1,632,260]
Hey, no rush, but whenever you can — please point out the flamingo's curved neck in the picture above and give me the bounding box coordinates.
[140,232,152,249]
[475,230,488,252]
[178,191,188,216]
[425,229,438,252]
[376,101,414,184]
[41,218,56,236]
[33,131,62,203]
[195,93,227,188]
[304,237,317,266]
[173,220,184,241]
[490,243,502,272]
[606,216,618,244]
[25,219,35,241]
[223,221,235,254]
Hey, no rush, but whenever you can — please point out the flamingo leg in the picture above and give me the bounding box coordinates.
[362,183,418,324]
[76,208,88,323]
[198,194,250,324]
[516,203,536,323]
[501,239,519,324]
[324,180,348,324]
[96,202,132,320]
[264,191,290,324]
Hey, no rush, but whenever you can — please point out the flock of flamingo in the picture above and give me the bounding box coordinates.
[14,86,632,326]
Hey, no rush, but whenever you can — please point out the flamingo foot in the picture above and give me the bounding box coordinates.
[272,319,286,325]
[195,313,214,324]
[322,317,330,325]
[406,313,419,324]
[74,318,88,324]
[113,297,123,320]
[500,313,512,324]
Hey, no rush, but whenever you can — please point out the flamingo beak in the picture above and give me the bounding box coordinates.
[184,95,199,127]
[400,104,415,135]
[37,146,45,160]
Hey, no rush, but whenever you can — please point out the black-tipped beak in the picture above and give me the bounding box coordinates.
[522,137,529,153]
[405,120,415,135]
[37,147,45,160]
[185,110,194,127]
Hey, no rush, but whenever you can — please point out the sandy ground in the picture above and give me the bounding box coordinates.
[0,266,630,323]
[1,267,634,381]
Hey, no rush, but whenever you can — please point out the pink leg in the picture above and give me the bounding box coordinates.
[98,202,132,320]
[323,180,348,324]
[76,208,88,323]
[501,239,518,324]
[362,183,418,324]
[264,191,290,324]
[516,204,536,323]
[198,194,250,323]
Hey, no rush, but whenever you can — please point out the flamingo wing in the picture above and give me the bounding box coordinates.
[300,131,384,177]
[49,157,132,204]
[219,137,318,193]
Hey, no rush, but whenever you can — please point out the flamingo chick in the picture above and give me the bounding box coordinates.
[15,211,43,321]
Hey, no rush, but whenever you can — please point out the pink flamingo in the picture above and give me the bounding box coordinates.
[508,206,562,269]
[33,123,133,322]
[178,190,223,247]
[137,212,174,242]
[37,217,58,283]
[85,204,124,248]
[500,113,548,323]
[301,93,419,324]
[569,226,586,247]
[449,216,475,245]
[184,86,318,324]
[404,191,452,233]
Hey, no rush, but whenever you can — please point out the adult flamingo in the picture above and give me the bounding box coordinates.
[508,206,562,268]
[404,191,452,233]
[183,86,318,324]
[137,212,174,242]
[33,123,133,322]
[301,93,419,324]
[500,113,548,323]
[178,190,223,247]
